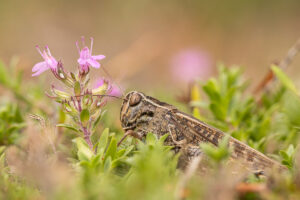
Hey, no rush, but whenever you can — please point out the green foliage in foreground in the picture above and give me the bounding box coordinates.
[0,103,25,146]
[1,62,300,199]
[200,135,231,164]
[192,65,300,157]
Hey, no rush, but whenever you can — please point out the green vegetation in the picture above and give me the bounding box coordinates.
[1,61,300,199]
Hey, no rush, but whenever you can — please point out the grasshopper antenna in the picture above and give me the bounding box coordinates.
[101,65,126,98]
[92,94,125,100]
[74,94,126,101]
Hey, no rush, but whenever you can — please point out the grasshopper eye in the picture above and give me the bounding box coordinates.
[129,93,141,106]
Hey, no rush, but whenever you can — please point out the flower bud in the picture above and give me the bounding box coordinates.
[82,94,93,107]
[92,79,109,95]
[91,107,102,121]
[51,85,71,100]
[51,62,75,87]
[74,81,81,96]
[70,72,77,81]
[80,109,90,127]
[63,101,78,116]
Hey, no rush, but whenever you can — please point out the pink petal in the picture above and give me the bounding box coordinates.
[109,86,122,97]
[92,55,106,60]
[87,59,100,68]
[77,58,86,65]
[171,49,212,83]
[47,57,58,70]
[32,64,50,76]
[81,65,89,72]
[80,47,90,59]
[32,61,47,72]
[95,78,105,88]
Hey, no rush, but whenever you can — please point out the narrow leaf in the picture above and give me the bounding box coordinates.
[104,156,112,172]
[271,65,298,95]
[105,137,117,160]
[80,109,90,126]
[56,123,79,132]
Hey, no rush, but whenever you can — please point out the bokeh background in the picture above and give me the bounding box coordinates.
[0,0,300,92]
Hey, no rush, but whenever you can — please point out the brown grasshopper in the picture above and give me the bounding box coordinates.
[120,91,286,172]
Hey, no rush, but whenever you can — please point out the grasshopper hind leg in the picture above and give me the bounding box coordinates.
[167,123,204,169]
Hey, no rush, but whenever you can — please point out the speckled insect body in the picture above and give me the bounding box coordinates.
[120,91,286,171]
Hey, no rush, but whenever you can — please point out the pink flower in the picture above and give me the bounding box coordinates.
[32,46,58,76]
[109,85,122,97]
[76,37,106,72]
[170,49,212,83]
[95,78,122,97]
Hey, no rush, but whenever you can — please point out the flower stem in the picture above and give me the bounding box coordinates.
[75,80,93,150]
[82,126,93,151]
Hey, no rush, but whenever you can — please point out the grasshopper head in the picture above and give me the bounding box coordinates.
[120,91,155,132]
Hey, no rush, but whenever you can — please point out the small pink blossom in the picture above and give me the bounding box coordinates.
[95,78,122,97]
[76,37,105,72]
[32,46,58,76]
[170,49,212,83]
[109,85,122,97]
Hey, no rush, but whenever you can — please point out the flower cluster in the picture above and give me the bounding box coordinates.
[32,37,120,150]
[33,37,106,77]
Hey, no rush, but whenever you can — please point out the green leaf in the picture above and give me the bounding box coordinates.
[0,151,5,168]
[203,79,221,102]
[97,128,109,154]
[58,107,66,123]
[80,109,90,127]
[271,65,298,95]
[279,151,289,161]
[104,137,117,160]
[192,107,201,120]
[51,87,71,99]
[70,72,76,81]
[279,144,295,169]
[282,160,291,168]
[73,137,94,161]
[91,154,102,168]
[146,133,157,145]
[116,149,126,157]
[74,81,81,96]
[282,92,300,126]
[0,60,8,85]
[158,134,169,145]
[210,103,225,121]
[286,144,295,157]
[0,146,5,155]
[8,122,26,131]
[103,156,111,172]
[200,135,231,163]
[92,110,107,131]
[92,80,109,95]
[0,146,6,168]
[56,123,79,132]
[123,145,134,157]
[219,135,230,149]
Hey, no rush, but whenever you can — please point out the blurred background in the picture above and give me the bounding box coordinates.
[0,0,300,92]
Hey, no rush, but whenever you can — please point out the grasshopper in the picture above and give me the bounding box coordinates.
[120,91,286,172]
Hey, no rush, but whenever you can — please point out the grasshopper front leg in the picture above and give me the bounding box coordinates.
[117,130,144,146]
